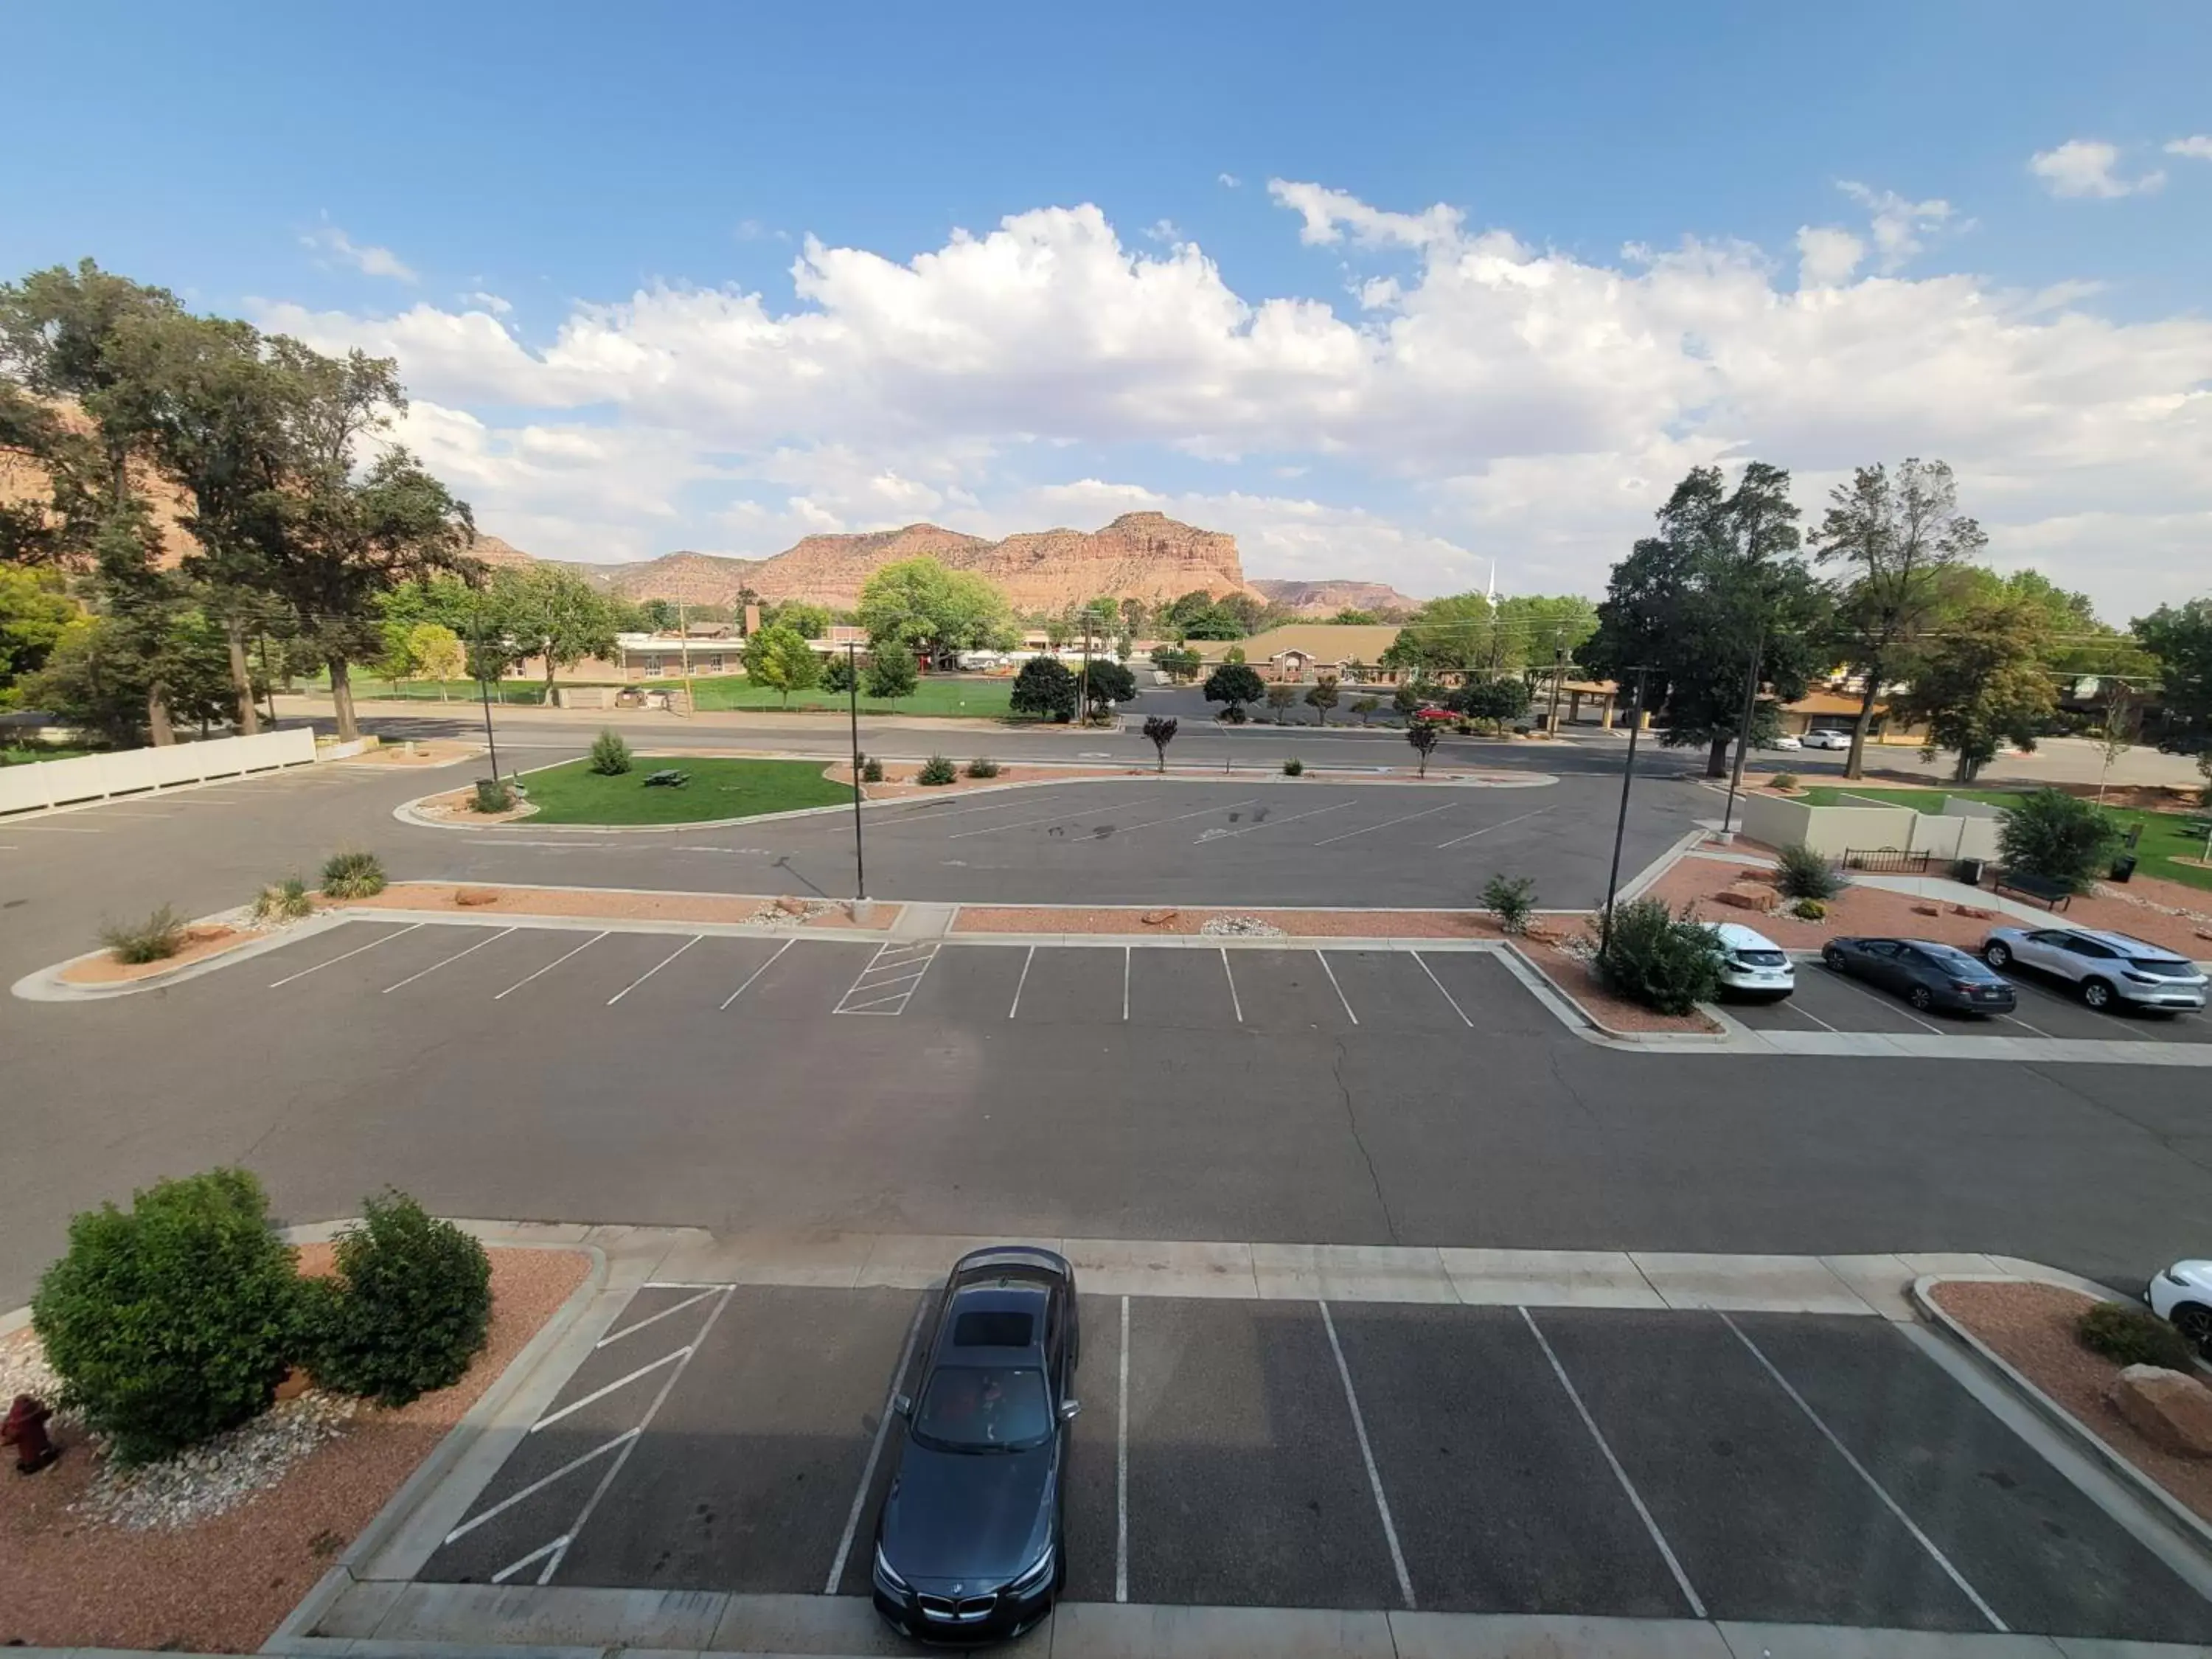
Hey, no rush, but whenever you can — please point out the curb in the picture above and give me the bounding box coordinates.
[10,911,352,1003]
[1910,1273,2212,1561]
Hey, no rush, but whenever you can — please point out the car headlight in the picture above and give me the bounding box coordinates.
[874,1543,909,1593]
[1006,1543,1055,1596]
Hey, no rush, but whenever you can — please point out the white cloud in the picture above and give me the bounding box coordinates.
[2029,139,2166,198]
[462,291,512,315]
[1836,181,1953,270]
[1217,173,1240,188]
[256,185,2212,619]
[300,220,418,283]
[1267,178,1465,249]
[1144,219,1182,244]
[2167,136,2212,161]
[1794,226,1865,288]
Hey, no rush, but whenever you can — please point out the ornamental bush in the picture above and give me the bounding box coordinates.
[1597,898,1725,1015]
[302,1191,493,1407]
[321,849,386,898]
[2077,1301,2196,1371]
[252,876,314,922]
[472,777,515,813]
[1774,841,1847,902]
[1999,788,2121,894]
[917,754,958,786]
[1481,874,1537,936]
[100,904,187,964]
[1281,757,1304,776]
[588,728,632,776]
[33,1168,304,1462]
[964,757,1001,779]
[860,754,884,783]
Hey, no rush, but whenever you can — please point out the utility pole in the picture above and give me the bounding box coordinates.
[1599,665,1650,965]
[846,641,866,902]
[1545,644,1566,734]
[1079,615,1093,725]
[1719,621,1766,841]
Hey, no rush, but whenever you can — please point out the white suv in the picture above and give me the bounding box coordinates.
[1980,925,2209,1012]
[1706,922,1795,1001]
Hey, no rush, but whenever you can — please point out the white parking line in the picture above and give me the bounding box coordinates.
[596,1288,718,1349]
[1433,806,1551,851]
[268,924,425,988]
[1109,796,1260,836]
[1008,945,1037,1019]
[1123,946,1132,1021]
[1194,799,1357,843]
[607,935,703,1005]
[1316,951,1359,1025]
[825,1297,928,1594]
[1411,952,1474,1028]
[444,1429,638,1545]
[719,937,794,1009]
[1318,1301,1414,1610]
[944,796,1164,841]
[1116,1295,1131,1604]
[492,1535,570,1585]
[1220,949,1244,1023]
[538,1286,734,1586]
[1722,1312,2006,1632]
[1312,799,1466,846]
[1998,1011,2055,1038]
[382,927,518,993]
[494,931,609,1001]
[1520,1306,1705,1618]
[531,1347,690,1432]
[835,942,940,1015]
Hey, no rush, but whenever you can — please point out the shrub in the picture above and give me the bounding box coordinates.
[860,754,884,783]
[1999,787,2121,893]
[32,1169,304,1463]
[471,777,515,813]
[1011,655,1079,723]
[1281,757,1305,776]
[917,754,958,786]
[821,653,857,695]
[1597,898,1726,1015]
[100,904,187,964]
[252,876,314,922]
[865,644,919,700]
[321,849,387,898]
[301,1191,493,1408]
[964,757,1001,779]
[1770,771,1798,792]
[588,728,632,776]
[2077,1301,2197,1371]
[1773,841,1847,902]
[1219,704,1248,725]
[1790,897,1828,920]
[1453,719,1475,736]
[1481,874,1537,935]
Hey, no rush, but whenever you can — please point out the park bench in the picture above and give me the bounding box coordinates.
[643,768,691,788]
[1992,867,2073,911]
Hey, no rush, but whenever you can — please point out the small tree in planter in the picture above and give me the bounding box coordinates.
[588,728,632,775]
[1406,723,1440,777]
[917,754,958,785]
[1481,874,1537,935]
[1142,714,1178,771]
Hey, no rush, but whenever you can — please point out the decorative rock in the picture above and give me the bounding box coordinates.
[453,888,500,907]
[1912,903,1943,917]
[1200,915,1287,937]
[1951,905,1993,919]
[776,896,809,915]
[1140,909,1179,926]
[2112,1364,2212,1458]
[1714,886,1776,913]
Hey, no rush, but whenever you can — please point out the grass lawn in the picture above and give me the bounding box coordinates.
[1798,784,2212,892]
[516,757,853,825]
[647,675,1017,717]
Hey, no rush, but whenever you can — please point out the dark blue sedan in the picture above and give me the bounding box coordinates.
[1820,936,2018,1016]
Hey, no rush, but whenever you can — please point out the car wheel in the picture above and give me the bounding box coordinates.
[1908,986,1935,1012]
[1822,945,1846,970]
[2081,977,2115,1011]
[2174,1303,2212,1354]
[1983,941,2011,970]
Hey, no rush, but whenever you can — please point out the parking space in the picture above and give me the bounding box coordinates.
[1727,959,2210,1046]
[421,1282,2212,1642]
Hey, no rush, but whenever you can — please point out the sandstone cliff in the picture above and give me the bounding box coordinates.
[1251,578,1419,617]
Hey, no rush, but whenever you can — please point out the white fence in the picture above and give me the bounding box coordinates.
[0,727,316,815]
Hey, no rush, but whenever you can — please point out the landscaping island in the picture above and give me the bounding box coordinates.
[515,755,852,825]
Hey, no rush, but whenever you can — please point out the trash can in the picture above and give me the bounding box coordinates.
[1952,857,1986,887]
[2109,854,2138,883]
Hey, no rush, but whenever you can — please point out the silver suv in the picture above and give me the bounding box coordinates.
[1980,925,2209,1012]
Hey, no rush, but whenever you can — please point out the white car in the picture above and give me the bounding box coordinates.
[1765,734,1803,751]
[1800,729,1851,750]
[2149,1261,2212,1352]
[1707,922,1795,1001]
[1980,925,2209,1013]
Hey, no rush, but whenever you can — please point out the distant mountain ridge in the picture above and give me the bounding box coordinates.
[1250,578,1420,617]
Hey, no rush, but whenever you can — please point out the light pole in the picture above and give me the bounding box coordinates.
[473,599,504,785]
[846,641,866,902]
[1718,620,1765,841]
[1599,665,1651,964]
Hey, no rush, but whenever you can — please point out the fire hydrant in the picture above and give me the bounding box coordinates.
[1,1394,60,1473]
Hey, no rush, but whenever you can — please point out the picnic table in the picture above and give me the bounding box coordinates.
[643,768,690,788]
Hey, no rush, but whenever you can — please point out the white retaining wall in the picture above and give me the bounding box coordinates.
[0,727,316,814]
[1739,790,2003,863]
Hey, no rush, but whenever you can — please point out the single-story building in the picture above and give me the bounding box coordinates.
[1189,625,1411,684]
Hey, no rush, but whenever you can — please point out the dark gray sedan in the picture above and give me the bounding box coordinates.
[1820,936,2018,1016]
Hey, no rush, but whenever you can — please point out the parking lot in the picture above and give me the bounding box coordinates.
[419,1279,2212,1642]
[1728,958,2212,1046]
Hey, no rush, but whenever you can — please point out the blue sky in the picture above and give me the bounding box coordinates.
[6,1,2208,618]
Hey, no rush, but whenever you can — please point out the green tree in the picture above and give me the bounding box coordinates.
[1203,661,1266,718]
[1384,592,1522,678]
[857,557,1012,665]
[1141,713,1178,771]
[766,599,831,639]
[1011,654,1078,722]
[1392,680,1424,720]
[2135,598,2212,755]
[1265,683,1301,723]
[406,621,464,698]
[1148,644,1200,684]
[742,624,821,706]
[1997,789,2120,894]
[1809,458,1986,779]
[821,650,857,695]
[1304,674,1340,726]
[637,597,679,631]
[498,565,617,694]
[0,565,77,706]
[1497,594,1599,678]
[1351,695,1380,725]
[864,641,919,699]
[1406,722,1441,776]
[1890,593,2055,781]
[1119,597,1147,637]
[1455,675,1533,734]
[1329,608,1382,625]
[1082,656,1135,717]
[1582,462,1832,777]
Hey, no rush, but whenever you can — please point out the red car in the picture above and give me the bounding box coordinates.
[1413,704,1454,723]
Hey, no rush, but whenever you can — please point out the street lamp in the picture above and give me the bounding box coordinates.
[846,641,866,902]
[1599,664,1651,964]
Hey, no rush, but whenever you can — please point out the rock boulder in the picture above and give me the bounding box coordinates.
[2111,1364,2212,1457]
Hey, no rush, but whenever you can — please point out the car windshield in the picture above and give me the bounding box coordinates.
[912,1366,1053,1452]
[1733,948,1787,967]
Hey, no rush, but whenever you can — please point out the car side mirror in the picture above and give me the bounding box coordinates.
[1059,1398,1082,1422]
[892,1393,914,1419]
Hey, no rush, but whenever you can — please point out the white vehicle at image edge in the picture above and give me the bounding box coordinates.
[1799,729,1851,750]
[1980,925,2210,1012]
[1706,922,1795,1001]
[1764,733,1802,751]
[2148,1261,2212,1353]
